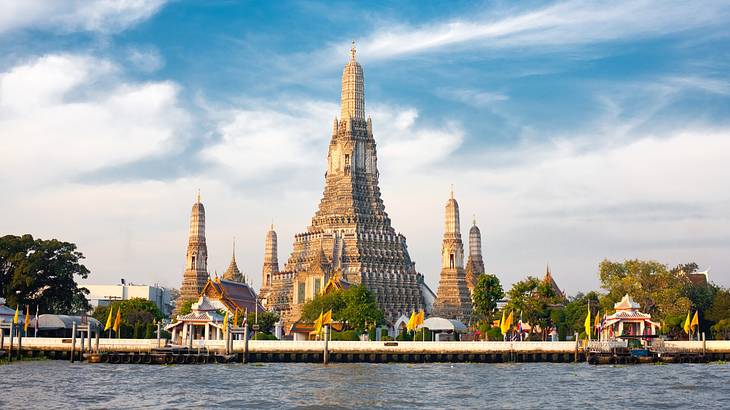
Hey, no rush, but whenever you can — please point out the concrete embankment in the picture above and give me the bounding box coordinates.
[4,339,730,364]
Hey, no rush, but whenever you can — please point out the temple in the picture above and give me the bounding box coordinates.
[178,191,209,305]
[432,189,473,322]
[259,43,426,328]
[464,217,485,293]
[222,239,247,284]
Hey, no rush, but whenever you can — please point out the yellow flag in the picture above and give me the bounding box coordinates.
[506,311,513,331]
[690,311,699,332]
[499,310,506,335]
[24,306,30,333]
[416,310,425,327]
[233,308,239,328]
[584,307,591,338]
[222,310,229,333]
[406,311,416,331]
[322,309,333,325]
[313,311,323,333]
[13,306,19,324]
[683,311,691,334]
[104,307,114,331]
[594,310,600,330]
[113,307,121,332]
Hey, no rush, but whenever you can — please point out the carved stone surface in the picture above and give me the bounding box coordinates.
[432,191,473,322]
[260,44,425,327]
[464,220,485,293]
[179,193,209,305]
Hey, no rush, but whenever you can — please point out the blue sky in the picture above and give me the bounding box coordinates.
[1,0,729,295]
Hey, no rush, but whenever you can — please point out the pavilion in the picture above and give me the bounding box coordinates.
[166,295,227,345]
[600,294,661,340]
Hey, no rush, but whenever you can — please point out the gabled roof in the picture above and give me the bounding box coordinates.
[613,294,641,310]
[542,266,566,300]
[201,278,263,314]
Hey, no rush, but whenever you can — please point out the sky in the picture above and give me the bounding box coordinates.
[1,0,729,296]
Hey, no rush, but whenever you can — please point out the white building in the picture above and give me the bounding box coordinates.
[82,283,173,316]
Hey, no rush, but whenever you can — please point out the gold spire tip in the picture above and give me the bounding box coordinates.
[196,188,201,203]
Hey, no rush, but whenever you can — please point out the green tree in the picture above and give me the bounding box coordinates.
[599,259,691,321]
[505,276,560,340]
[246,310,280,334]
[561,291,603,338]
[175,299,194,316]
[472,274,504,320]
[706,289,730,324]
[0,234,91,313]
[301,285,384,332]
[92,298,163,338]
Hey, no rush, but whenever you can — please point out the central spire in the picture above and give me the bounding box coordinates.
[340,40,365,122]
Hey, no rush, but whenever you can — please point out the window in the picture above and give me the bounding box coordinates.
[191,256,196,269]
[449,254,455,269]
[266,274,271,287]
[314,278,322,296]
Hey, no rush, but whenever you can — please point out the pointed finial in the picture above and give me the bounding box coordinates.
[350,40,356,60]
[473,214,476,226]
[450,184,454,199]
[232,237,236,259]
[271,219,274,231]
[196,189,201,203]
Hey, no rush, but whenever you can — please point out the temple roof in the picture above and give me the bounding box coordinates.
[222,241,246,283]
[202,278,263,314]
[543,267,566,300]
[614,294,641,310]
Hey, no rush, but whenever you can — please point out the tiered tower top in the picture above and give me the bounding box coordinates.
[444,187,461,238]
[340,41,365,123]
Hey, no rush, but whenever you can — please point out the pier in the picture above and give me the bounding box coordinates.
[4,338,730,364]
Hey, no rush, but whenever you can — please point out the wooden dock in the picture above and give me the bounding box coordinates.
[4,338,729,364]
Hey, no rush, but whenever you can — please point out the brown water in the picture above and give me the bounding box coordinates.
[1,361,728,409]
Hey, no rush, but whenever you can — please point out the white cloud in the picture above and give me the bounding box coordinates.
[0,53,188,188]
[201,100,463,179]
[331,0,730,61]
[0,0,167,34]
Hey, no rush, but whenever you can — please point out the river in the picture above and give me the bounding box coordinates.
[1,361,728,408]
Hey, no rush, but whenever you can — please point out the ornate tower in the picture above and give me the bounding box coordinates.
[222,239,246,283]
[464,218,485,293]
[262,43,425,325]
[261,225,279,289]
[179,191,209,302]
[432,189,473,321]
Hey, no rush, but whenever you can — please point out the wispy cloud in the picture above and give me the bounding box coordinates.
[0,53,189,188]
[329,1,730,61]
[0,0,168,34]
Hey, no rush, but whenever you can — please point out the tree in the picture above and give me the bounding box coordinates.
[301,285,384,332]
[472,274,504,320]
[561,291,603,338]
[246,310,279,334]
[176,299,194,316]
[706,289,730,324]
[0,234,91,313]
[504,276,560,340]
[92,298,163,338]
[599,259,691,321]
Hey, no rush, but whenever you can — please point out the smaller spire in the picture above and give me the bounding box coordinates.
[473,214,476,226]
[196,189,201,203]
[232,237,236,260]
[350,40,356,60]
[450,184,454,199]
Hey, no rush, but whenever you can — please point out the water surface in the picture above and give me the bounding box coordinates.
[1,361,728,409]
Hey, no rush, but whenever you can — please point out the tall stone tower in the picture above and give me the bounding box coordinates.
[179,191,209,302]
[261,43,425,325]
[222,239,246,284]
[260,225,279,294]
[464,218,485,293]
[432,189,473,321]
